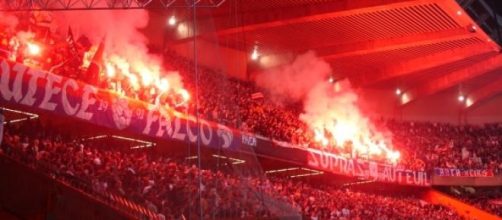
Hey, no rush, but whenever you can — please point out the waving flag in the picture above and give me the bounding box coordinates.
[86,38,105,86]
[66,26,79,57]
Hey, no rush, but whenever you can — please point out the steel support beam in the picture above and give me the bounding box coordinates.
[350,40,496,86]
[171,0,418,43]
[466,74,502,109]
[320,28,473,60]
[401,54,502,105]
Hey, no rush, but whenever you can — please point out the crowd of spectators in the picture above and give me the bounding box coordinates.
[164,51,502,172]
[386,120,502,171]
[0,13,190,111]
[445,187,502,217]
[163,51,312,145]
[0,119,465,219]
[460,197,502,217]
[1,12,501,171]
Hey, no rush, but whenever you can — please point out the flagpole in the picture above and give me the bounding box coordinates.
[191,1,204,219]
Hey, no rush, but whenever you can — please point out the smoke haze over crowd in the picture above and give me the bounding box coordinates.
[52,10,184,91]
[255,51,399,161]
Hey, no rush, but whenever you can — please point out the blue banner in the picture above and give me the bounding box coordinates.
[0,58,242,150]
[434,168,495,177]
[307,148,431,186]
[0,58,434,186]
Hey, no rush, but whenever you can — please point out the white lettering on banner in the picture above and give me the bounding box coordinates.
[62,79,80,115]
[397,169,403,183]
[356,159,367,176]
[216,124,233,148]
[97,100,108,111]
[385,165,397,182]
[435,168,493,177]
[21,69,45,106]
[242,134,257,146]
[156,113,173,138]
[186,119,198,143]
[39,74,62,111]
[406,172,412,184]
[0,61,25,102]
[340,157,348,174]
[12,64,27,103]
[369,161,378,178]
[307,149,429,186]
[199,120,213,146]
[75,85,97,121]
[347,160,355,176]
[308,150,320,167]
[413,170,423,185]
[0,59,241,153]
[143,106,159,134]
[0,60,10,100]
[146,109,214,145]
[172,118,186,141]
[320,151,331,169]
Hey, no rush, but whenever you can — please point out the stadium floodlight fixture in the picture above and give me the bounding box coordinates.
[328,76,335,83]
[168,15,177,26]
[458,94,465,102]
[465,98,473,107]
[400,93,410,104]
[395,88,402,96]
[251,45,259,60]
[469,25,477,33]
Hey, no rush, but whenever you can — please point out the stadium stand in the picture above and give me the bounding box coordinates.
[1,118,465,219]
[0,11,501,171]
[0,1,501,219]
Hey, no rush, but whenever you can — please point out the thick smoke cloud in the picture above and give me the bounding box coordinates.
[52,10,183,90]
[255,51,397,160]
[53,10,149,55]
[254,51,331,102]
[0,11,18,28]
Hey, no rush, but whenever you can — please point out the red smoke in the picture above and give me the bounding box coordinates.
[255,51,400,163]
[255,51,331,102]
[52,10,185,94]
[0,6,18,29]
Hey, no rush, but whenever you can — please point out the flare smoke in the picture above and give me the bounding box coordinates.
[53,10,183,90]
[255,51,399,162]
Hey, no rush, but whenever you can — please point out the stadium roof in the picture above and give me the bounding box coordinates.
[163,0,502,108]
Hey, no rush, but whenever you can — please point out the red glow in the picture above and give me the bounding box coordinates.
[106,63,116,78]
[158,78,170,92]
[179,89,190,102]
[26,42,41,56]
[303,80,400,163]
